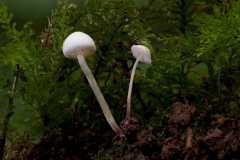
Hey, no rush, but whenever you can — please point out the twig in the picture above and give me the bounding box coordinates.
[0,64,20,160]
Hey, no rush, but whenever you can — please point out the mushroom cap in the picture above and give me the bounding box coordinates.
[131,45,152,64]
[62,32,96,59]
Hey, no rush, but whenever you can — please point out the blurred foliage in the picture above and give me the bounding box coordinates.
[0,0,84,34]
[147,0,240,122]
[0,0,240,159]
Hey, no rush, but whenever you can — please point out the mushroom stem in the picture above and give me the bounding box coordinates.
[77,55,124,137]
[126,55,142,124]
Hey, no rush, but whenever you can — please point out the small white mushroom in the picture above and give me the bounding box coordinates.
[126,44,152,124]
[63,32,123,137]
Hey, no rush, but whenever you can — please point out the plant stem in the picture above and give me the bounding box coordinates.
[0,64,20,160]
[77,55,124,137]
[126,56,141,124]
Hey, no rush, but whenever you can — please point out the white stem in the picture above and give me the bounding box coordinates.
[77,55,123,136]
[126,56,141,124]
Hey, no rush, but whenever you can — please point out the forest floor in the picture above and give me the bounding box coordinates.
[12,102,240,160]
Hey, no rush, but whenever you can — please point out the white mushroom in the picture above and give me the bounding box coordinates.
[126,44,152,124]
[63,32,123,137]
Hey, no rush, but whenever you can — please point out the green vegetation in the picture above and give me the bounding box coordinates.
[0,0,240,159]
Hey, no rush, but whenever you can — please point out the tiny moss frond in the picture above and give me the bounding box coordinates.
[0,4,37,67]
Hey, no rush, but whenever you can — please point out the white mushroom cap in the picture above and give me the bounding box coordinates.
[131,45,152,64]
[62,32,96,59]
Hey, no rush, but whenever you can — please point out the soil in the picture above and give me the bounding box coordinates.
[18,102,240,160]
